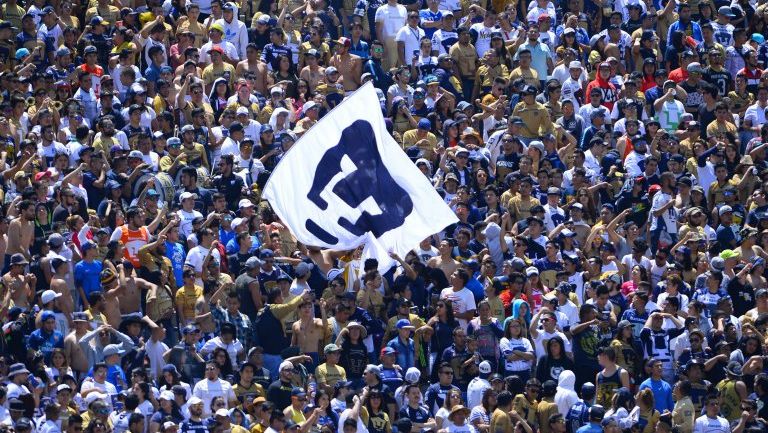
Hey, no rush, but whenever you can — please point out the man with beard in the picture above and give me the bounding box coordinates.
[180,397,207,433]
[667,3,703,43]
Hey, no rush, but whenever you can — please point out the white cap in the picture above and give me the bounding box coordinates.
[303,101,317,111]
[215,408,230,417]
[231,217,244,227]
[569,61,582,69]
[159,391,174,401]
[188,396,204,406]
[85,392,108,406]
[270,86,283,95]
[41,289,62,305]
[404,367,421,384]
[239,198,255,209]
[279,361,294,372]
[478,361,492,374]
[179,191,197,201]
[236,106,249,115]
[57,384,72,392]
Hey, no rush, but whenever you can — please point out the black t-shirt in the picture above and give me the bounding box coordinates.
[398,405,431,424]
[697,103,717,137]
[212,173,244,212]
[704,67,732,97]
[266,379,294,411]
[180,419,207,433]
[340,340,368,379]
[727,277,754,317]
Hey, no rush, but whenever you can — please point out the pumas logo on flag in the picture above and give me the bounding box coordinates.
[306,120,413,244]
[262,84,457,271]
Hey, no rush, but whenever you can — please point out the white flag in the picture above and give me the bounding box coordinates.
[262,83,458,272]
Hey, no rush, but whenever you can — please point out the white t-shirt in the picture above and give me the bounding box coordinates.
[185,245,221,286]
[395,25,426,62]
[375,4,408,39]
[650,191,677,233]
[469,23,495,57]
[337,410,369,433]
[693,415,729,433]
[440,287,477,331]
[200,338,244,369]
[658,99,686,132]
[176,209,203,237]
[533,329,571,359]
[192,378,236,417]
[499,337,534,372]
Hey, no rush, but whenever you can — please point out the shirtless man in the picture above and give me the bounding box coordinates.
[2,253,35,311]
[291,298,329,368]
[0,217,9,261]
[64,312,92,376]
[100,268,124,327]
[194,286,218,339]
[118,263,157,317]
[736,227,768,263]
[5,200,35,268]
[235,43,269,95]
[299,49,326,93]
[50,258,74,328]
[427,239,459,281]
[329,38,361,92]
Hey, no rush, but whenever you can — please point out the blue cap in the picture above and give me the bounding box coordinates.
[160,65,173,73]
[396,319,414,329]
[260,124,273,134]
[753,33,766,44]
[41,310,56,322]
[417,118,431,130]
[147,189,160,197]
[259,249,274,259]
[42,6,55,15]
[15,48,30,61]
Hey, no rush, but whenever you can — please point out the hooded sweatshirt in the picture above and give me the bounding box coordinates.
[216,7,248,59]
[585,74,618,111]
[481,222,505,273]
[555,370,579,417]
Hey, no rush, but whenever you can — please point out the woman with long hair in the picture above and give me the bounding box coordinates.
[467,300,504,368]
[271,55,299,98]
[208,78,231,120]
[470,388,497,432]
[103,240,125,274]
[499,318,534,382]
[491,33,512,69]
[133,381,158,419]
[363,389,391,433]
[535,337,574,384]
[336,322,368,389]
[439,119,460,148]
[427,299,459,380]
[212,347,235,380]
[435,389,464,430]
[390,97,415,136]
[45,348,73,387]
[149,391,184,433]
[664,31,689,71]
[158,365,192,398]
[628,388,659,433]
[309,389,339,432]
[604,387,634,428]
[620,265,649,297]
[640,59,657,92]
[609,321,640,381]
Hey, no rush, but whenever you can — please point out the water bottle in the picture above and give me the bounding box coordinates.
[308,374,317,398]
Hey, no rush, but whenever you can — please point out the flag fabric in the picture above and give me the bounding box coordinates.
[262,83,458,271]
